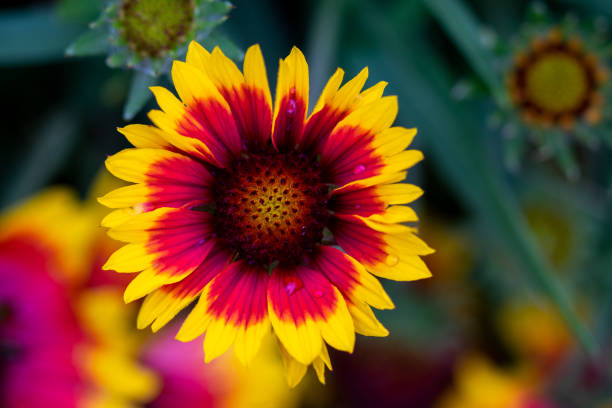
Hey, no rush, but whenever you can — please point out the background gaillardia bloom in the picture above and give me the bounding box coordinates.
[490,10,612,179]
[506,28,607,131]
[99,41,433,386]
[67,0,238,119]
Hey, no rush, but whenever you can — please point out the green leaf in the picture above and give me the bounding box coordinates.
[65,28,109,56]
[0,5,82,65]
[106,51,128,68]
[423,0,506,106]
[123,71,157,120]
[502,124,525,172]
[306,0,345,101]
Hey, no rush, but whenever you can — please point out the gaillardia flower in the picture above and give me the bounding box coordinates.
[506,28,607,131]
[68,0,235,76]
[493,12,612,179]
[67,0,238,119]
[99,41,433,385]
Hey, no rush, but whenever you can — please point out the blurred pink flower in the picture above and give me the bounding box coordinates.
[0,235,84,408]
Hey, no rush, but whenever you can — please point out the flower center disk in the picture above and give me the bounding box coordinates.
[506,31,608,127]
[118,0,195,58]
[525,52,588,114]
[213,152,329,267]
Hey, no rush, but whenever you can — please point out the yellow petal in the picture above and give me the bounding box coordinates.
[348,298,389,337]
[124,268,185,303]
[372,127,417,156]
[185,40,212,73]
[331,67,368,111]
[103,243,154,273]
[273,46,309,126]
[117,124,170,149]
[375,183,424,205]
[316,286,355,353]
[244,44,273,109]
[203,317,238,363]
[338,95,397,134]
[311,68,344,115]
[100,208,137,229]
[279,343,308,388]
[175,289,213,342]
[234,319,271,366]
[98,184,151,209]
[268,302,322,365]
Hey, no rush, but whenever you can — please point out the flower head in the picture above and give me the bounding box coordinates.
[67,0,238,119]
[117,0,196,59]
[492,10,612,179]
[507,28,607,130]
[100,41,433,385]
[69,0,234,76]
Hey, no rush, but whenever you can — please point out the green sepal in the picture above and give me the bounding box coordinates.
[200,32,243,61]
[65,28,110,56]
[106,50,128,68]
[502,123,525,173]
[197,0,233,21]
[575,123,602,149]
[547,130,580,180]
[123,71,157,120]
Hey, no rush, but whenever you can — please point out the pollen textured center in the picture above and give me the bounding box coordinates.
[506,30,608,128]
[118,0,195,58]
[213,151,329,267]
[525,53,588,113]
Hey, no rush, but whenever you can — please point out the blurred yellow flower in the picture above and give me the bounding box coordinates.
[142,327,301,408]
[0,188,98,287]
[436,355,548,408]
[498,300,572,372]
[77,287,161,408]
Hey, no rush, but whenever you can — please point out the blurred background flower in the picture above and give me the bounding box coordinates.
[491,5,612,179]
[66,0,239,119]
[1,0,612,406]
